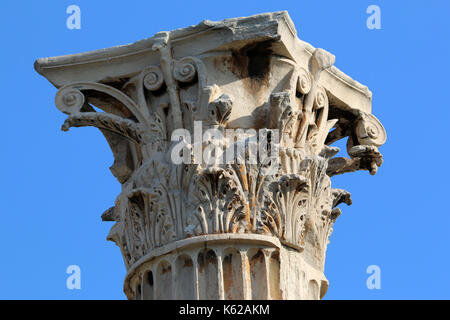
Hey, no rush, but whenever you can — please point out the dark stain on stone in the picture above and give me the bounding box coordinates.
[183,258,193,268]
[230,40,274,86]
[161,265,172,274]
[213,56,233,73]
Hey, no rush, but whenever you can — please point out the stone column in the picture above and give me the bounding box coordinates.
[35,11,386,300]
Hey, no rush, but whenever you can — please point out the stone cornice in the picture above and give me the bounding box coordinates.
[35,11,370,113]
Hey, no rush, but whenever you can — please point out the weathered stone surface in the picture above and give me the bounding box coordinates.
[35,11,386,300]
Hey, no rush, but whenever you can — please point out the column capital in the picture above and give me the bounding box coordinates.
[35,11,386,300]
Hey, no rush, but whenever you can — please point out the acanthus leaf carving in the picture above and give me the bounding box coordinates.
[46,28,386,274]
[207,94,233,127]
[185,166,248,236]
[61,112,145,145]
[37,12,389,300]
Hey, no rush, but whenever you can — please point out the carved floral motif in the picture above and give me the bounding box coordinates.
[52,35,386,271]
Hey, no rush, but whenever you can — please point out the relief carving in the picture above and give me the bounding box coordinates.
[36,11,386,300]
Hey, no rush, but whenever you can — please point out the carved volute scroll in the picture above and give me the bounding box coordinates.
[35,11,386,300]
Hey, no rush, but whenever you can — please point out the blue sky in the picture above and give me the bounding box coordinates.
[1,0,449,299]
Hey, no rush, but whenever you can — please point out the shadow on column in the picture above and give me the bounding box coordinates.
[198,250,219,300]
[142,270,154,300]
[249,249,268,299]
[156,260,173,299]
[175,254,195,299]
[269,251,282,300]
[222,248,244,300]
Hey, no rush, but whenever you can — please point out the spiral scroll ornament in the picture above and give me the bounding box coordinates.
[314,86,328,110]
[297,67,312,95]
[143,66,164,91]
[355,113,387,147]
[55,87,85,115]
[173,58,197,82]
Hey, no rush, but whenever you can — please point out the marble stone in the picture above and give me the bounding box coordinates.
[35,11,386,300]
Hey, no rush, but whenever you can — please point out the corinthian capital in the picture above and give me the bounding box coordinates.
[35,11,386,300]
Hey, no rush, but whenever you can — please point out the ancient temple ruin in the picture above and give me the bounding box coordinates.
[35,11,386,300]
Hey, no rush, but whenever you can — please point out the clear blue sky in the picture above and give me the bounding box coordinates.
[1,0,449,300]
